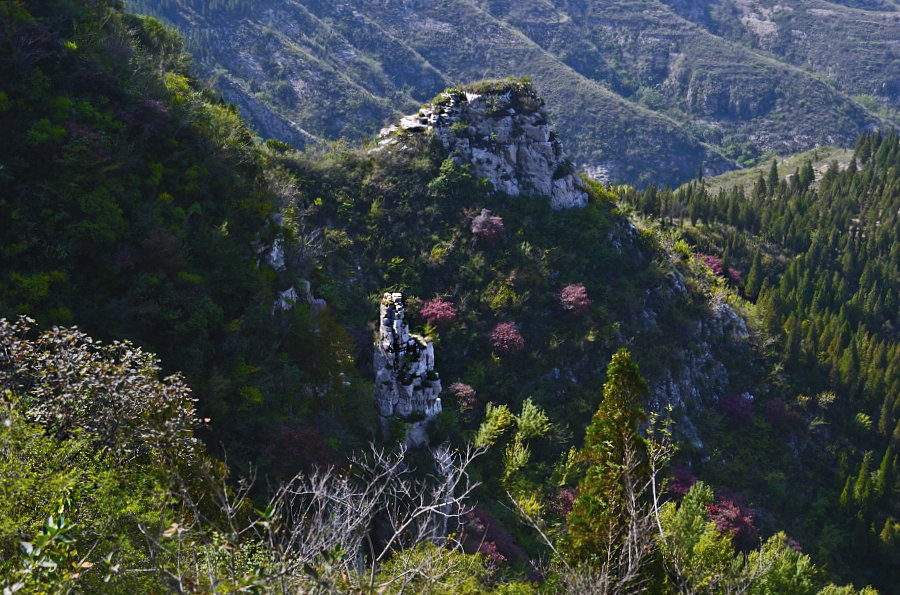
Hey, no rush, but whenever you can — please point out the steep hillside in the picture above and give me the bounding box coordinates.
[621,133,900,589]
[1,1,889,590]
[0,0,373,479]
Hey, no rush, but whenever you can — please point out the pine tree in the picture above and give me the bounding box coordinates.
[753,172,767,201]
[768,159,779,194]
[565,348,648,561]
[876,447,894,501]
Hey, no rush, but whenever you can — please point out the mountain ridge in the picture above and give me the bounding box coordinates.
[129,0,890,185]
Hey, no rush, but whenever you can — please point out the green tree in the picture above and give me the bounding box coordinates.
[767,159,780,195]
[564,348,648,561]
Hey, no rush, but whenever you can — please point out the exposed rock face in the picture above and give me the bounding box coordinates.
[275,280,327,314]
[380,85,588,210]
[374,293,442,446]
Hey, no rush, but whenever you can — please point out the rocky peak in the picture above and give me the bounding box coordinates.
[374,293,442,446]
[379,79,588,210]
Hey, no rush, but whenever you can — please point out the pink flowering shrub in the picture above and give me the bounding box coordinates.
[478,541,507,566]
[718,393,753,425]
[559,283,591,318]
[462,508,526,565]
[694,252,724,276]
[420,297,456,330]
[491,322,525,355]
[695,253,742,285]
[471,208,505,247]
[449,382,477,411]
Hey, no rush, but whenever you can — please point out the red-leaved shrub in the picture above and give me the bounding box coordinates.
[471,208,505,247]
[549,487,578,517]
[420,297,456,330]
[694,253,724,276]
[708,497,759,551]
[491,322,524,355]
[559,283,591,318]
[478,541,506,566]
[462,508,525,565]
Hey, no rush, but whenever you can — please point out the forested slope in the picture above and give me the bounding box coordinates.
[622,132,900,589]
[0,0,892,592]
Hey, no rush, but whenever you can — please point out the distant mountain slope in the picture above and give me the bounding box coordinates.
[661,0,900,109]
[127,0,886,185]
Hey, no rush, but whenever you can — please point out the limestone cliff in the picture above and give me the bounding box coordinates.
[379,81,588,210]
[374,293,442,446]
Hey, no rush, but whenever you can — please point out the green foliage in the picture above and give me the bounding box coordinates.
[0,318,221,593]
[624,128,900,589]
[564,349,648,561]
[515,397,551,441]
[0,0,371,483]
[475,403,516,448]
[660,482,828,594]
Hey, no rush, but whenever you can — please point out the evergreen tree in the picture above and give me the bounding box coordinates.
[768,159,779,194]
[753,172,768,201]
[876,447,894,501]
[565,348,648,562]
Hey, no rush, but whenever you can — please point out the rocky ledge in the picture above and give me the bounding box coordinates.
[380,79,588,210]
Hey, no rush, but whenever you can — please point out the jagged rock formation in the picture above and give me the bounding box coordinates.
[374,293,442,446]
[380,82,588,210]
[274,280,326,314]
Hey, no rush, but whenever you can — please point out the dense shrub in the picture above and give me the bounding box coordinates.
[420,297,457,330]
[549,487,577,517]
[449,381,477,411]
[718,393,753,425]
[707,496,759,552]
[491,322,524,355]
[694,253,724,276]
[471,208,505,247]
[558,283,591,318]
[668,465,698,499]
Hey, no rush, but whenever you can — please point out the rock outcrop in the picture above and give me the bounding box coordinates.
[374,293,442,446]
[379,81,588,210]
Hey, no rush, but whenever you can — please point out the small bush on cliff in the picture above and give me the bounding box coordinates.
[471,208,505,247]
[491,322,524,356]
[420,297,456,330]
[558,283,591,318]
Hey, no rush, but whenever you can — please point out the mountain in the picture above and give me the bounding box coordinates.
[1,0,894,591]
[126,0,888,186]
[662,0,900,111]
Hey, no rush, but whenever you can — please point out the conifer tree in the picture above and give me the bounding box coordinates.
[564,348,648,561]
[753,172,768,201]
[876,447,894,501]
[768,159,779,194]
[744,250,763,301]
